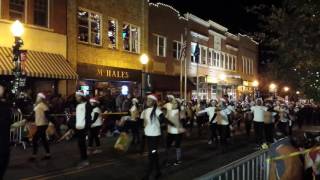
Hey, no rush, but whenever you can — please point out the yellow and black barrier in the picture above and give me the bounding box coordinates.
[267,145,320,162]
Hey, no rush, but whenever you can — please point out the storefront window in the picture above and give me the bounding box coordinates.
[123,24,140,53]
[34,0,49,27]
[173,41,182,59]
[9,0,25,22]
[108,18,117,49]
[77,8,102,46]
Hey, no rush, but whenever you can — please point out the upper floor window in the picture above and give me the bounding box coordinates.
[173,41,182,59]
[191,42,197,63]
[213,51,220,67]
[108,18,117,49]
[200,46,207,65]
[207,49,212,66]
[212,51,217,66]
[242,56,254,74]
[123,24,140,53]
[9,0,25,22]
[34,0,49,27]
[225,54,230,69]
[230,56,234,71]
[154,35,166,57]
[77,8,102,46]
[220,53,225,68]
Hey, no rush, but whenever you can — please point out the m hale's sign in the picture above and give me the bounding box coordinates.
[96,69,129,79]
[77,63,141,82]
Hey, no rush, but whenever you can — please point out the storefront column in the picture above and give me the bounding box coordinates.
[58,80,67,97]
[66,80,77,96]
[208,84,211,100]
[217,85,223,99]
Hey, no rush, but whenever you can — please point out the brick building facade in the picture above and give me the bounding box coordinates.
[67,0,148,97]
[148,3,258,100]
[0,0,76,97]
[148,3,191,98]
[186,13,259,100]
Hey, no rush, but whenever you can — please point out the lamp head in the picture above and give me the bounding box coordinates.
[11,20,24,37]
[140,54,149,65]
[253,80,259,87]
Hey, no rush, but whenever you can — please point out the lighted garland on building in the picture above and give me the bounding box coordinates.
[149,2,188,21]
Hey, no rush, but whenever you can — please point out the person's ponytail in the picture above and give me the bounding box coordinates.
[150,102,157,122]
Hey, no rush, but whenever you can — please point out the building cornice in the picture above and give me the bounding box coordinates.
[226,44,239,52]
[184,13,210,27]
[190,31,209,41]
[226,32,240,41]
[208,30,226,40]
[208,20,228,32]
[238,33,259,45]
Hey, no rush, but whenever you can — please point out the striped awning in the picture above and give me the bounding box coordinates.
[0,47,78,79]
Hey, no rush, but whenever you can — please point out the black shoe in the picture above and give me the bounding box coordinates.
[28,156,36,162]
[155,172,162,179]
[142,175,149,180]
[41,155,51,160]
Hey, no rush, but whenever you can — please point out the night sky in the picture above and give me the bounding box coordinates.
[149,0,280,34]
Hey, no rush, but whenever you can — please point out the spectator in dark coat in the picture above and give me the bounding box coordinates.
[0,82,12,180]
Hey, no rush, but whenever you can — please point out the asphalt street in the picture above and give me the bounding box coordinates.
[5,131,257,180]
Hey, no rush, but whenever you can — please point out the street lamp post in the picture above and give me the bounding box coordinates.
[11,20,25,98]
[283,86,290,92]
[140,54,149,98]
[252,80,259,99]
[269,83,277,100]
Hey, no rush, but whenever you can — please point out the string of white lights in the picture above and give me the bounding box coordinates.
[149,2,188,21]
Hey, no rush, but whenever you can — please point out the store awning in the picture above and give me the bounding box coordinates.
[0,47,77,79]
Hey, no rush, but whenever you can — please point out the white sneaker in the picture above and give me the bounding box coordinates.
[76,160,90,169]
[92,149,102,154]
[208,140,213,145]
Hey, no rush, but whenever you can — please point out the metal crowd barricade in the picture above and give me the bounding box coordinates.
[10,109,26,149]
[195,149,269,180]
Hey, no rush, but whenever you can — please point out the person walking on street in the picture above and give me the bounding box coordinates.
[75,91,92,169]
[251,99,267,147]
[29,93,51,161]
[0,82,12,180]
[163,95,175,111]
[216,100,232,152]
[243,103,253,137]
[264,103,277,144]
[165,99,185,166]
[128,98,140,145]
[88,97,103,155]
[197,100,218,145]
[277,104,290,136]
[140,95,174,180]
